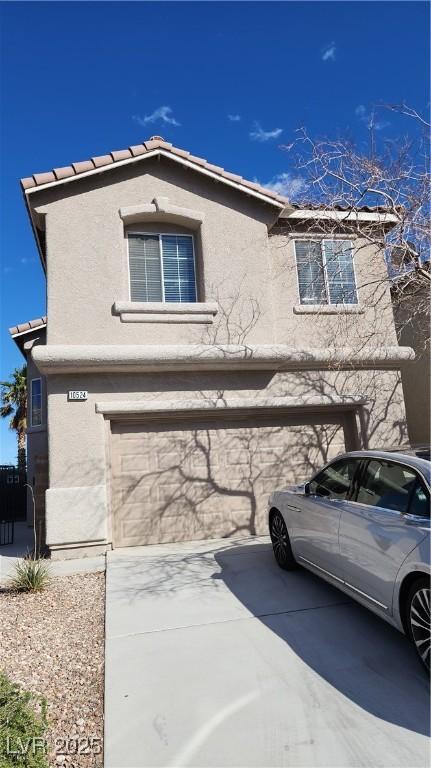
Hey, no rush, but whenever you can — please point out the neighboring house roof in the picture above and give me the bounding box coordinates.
[289,202,403,213]
[9,316,47,356]
[9,316,47,337]
[20,135,288,207]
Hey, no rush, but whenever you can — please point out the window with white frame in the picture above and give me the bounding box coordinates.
[31,378,42,427]
[128,234,197,303]
[294,239,358,305]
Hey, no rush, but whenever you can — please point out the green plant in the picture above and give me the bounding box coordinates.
[0,671,48,767]
[8,559,51,594]
[0,366,27,472]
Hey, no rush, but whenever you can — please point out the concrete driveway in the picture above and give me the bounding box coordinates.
[104,537,430,767]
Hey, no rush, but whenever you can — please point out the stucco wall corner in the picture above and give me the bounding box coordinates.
[45,484,108,547]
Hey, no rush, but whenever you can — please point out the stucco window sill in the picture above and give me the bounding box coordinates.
[293,304,365,315]
[113,301,218,324]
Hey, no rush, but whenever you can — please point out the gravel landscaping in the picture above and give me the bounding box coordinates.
[0,571,105,767]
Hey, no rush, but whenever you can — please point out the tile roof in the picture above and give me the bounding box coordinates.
[21,136,288,205]
[9,316,47,337]
[290,202,402,213]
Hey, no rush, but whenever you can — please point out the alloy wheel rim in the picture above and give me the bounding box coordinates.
[271,515,288,563]
[410,587,431,668]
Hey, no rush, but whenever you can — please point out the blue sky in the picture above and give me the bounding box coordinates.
[0,1,429,463]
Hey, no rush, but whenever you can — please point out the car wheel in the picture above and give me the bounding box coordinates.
[269,510,296,571]
[407,577,430,672]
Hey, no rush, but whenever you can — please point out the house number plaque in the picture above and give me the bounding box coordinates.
[68,390,88,401]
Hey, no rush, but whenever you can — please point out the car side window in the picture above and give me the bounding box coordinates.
[309,459,359,500]
[355,460,417,512]
[408,481,430,518]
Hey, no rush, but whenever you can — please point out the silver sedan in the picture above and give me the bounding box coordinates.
[268,449,431,670]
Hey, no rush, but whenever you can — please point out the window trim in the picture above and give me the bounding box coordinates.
[30,377,42,428]
[294,238,358,306]
[127,231,198,304]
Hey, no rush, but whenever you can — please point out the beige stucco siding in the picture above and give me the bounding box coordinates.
[268,232,399,349]
[33,158,277,347]
[43,368,406,554]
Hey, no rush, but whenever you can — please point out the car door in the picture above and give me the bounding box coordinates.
[339,458,430,612]
[293,457,362,580]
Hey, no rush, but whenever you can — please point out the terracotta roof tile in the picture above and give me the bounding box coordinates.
[186,154,208,166]
[222,171,243,183]
[91,154,113,168]
[169,147,190,159]
[21,177,37,190]
[129,144,147,157]
[111,149,132,162]
[144,139,164,151]
[72,160,95,174]
[54,166,75,180]
[204,163,224,174]
[20,136,290,205]
[33,172,56,186]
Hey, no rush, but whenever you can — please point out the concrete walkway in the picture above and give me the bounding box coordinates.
[0,522,105,583]
[105,536,430,768]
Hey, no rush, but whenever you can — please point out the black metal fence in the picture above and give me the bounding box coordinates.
[0,465,27,522]
[0,519,14,546]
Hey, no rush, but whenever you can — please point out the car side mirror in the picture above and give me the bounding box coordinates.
[304,482,311,496]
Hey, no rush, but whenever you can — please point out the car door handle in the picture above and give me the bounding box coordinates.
[286,503,300,512]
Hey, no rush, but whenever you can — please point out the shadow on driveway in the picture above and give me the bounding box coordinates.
[213,543,430,738]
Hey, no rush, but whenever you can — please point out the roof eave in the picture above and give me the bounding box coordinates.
[22,147,287,210]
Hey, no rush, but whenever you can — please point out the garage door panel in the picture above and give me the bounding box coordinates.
[111,414,349,547]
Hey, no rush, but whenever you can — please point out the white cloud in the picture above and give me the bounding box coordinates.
[228,114,241,122]
[133,106,180,127]
[20,256,35,265]
[259,172,306,199]
[322,43,336,62]
[355,104,389,131]
[249,122,283,142]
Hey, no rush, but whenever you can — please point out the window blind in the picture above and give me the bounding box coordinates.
[295,240,327,304]
[295,239,357,305]
[323,240,357,304]
[128,234,196,303]
[129,235,163,302]
[161,235,197,302]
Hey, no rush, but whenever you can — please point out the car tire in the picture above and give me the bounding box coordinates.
[269,510,297,571]
[406,577,430,672]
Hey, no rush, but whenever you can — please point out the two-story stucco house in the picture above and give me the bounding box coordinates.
[10,136,414,558]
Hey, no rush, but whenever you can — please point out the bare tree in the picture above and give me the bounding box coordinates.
[277,104,430,350]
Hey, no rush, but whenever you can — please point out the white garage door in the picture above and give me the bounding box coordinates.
[111,411,350,547]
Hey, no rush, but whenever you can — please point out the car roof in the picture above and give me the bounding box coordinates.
[340,450,431,483]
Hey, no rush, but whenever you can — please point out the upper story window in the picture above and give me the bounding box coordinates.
[128,233,197,303]
[294,239,358,305]
[30,378,42,427]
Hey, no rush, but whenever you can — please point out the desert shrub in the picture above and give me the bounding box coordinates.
[8,559,51,594]
[0,671,48,767]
